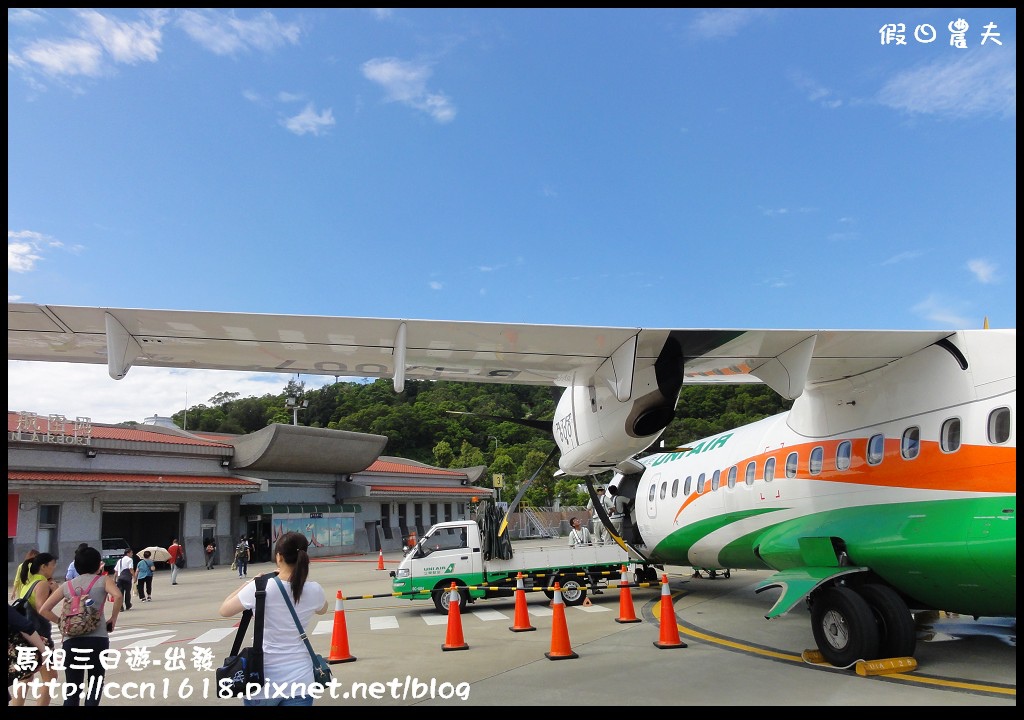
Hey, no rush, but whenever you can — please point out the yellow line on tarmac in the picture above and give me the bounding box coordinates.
[652,588,1015,698]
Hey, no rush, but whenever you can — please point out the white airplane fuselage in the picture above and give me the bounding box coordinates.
[626,329,1016,618]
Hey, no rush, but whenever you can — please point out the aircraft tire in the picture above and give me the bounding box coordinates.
[858,583,917,659]
[810,586,880,667]
[432,583,469,614]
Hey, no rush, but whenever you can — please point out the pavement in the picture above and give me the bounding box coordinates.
[8,546,1016,707]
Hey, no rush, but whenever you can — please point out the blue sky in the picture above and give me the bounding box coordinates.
[7,8,1017,424]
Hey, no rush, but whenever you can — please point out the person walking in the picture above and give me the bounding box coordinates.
[233,535,251,578]
[219,531,329,706]
[39,545,123,707]
[204,538,217,569]
[168,538,184,585]
[135,550,155,602]
[10,552,59,706]
[113,549,136,611]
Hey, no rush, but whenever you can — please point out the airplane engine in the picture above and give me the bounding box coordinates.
[552,337,684,476]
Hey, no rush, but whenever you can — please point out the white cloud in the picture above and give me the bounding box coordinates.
[877,49,1017,119]
[967,258,997,283]
[362,57,457,123]
[281,103,335,136]
[911,294,972,328]
[176,9,301,56]
[75,8,166,65]
[21,38,105,77]
[7,362,335,426]
[429,281,444,290]
[690,9,774,40]
[8,230,62,273]
[881,250,925,265]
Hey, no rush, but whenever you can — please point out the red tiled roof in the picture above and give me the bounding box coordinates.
[7,412,230,447]
[8,471,260,488]
[368,485,491,496]
[362,460,462,476]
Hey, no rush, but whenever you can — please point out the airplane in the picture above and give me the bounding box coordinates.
[7,303,1016,668]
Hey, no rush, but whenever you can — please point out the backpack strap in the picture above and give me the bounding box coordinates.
[19,579,42,602]
[227,574,270,658]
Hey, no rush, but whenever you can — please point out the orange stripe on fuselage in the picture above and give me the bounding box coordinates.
[670,440,1015,523]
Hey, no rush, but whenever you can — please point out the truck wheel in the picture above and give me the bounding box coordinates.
[432,584,468,614]
[557,576,588,607]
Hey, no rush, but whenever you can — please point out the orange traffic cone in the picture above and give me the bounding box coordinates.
[615,565,641,624]
[441,582,469,651]
[653,574,687,649]
[376,549,385,571]
[544,582,578,660]
[327,590,357,663]
[509,572,536,632]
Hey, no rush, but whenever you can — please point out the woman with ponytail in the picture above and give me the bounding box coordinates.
[219,531,328,706]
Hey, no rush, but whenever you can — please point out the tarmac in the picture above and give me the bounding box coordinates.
[8,544,1016,707]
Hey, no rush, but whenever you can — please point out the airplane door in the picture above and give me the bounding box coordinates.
[645,474,660,519]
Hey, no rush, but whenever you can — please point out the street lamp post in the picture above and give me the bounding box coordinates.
[488,435,499,454]
[285,396,309,426]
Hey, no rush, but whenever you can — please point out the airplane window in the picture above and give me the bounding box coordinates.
[660,481,667,500]
[727,466,737,489]
[988,407,1011,444]
[786,452,798,478]
[684,476,692,495]
[711,470,721,491]
[744,462,755,486]
[867,434,885,465]
[809,447,823,475]
[697,473,706,493]
[941,417,961,453]
[764,457,775,483]
[671,477,679,497]
[836,441,852,471]
[901,427,920,460]
[648,484,657,501]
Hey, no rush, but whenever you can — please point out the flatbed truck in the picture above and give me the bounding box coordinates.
[390,518,649,613]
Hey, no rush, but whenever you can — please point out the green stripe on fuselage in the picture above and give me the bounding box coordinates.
[653,496,1016,616]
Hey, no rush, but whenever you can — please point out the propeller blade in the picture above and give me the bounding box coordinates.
[445,410,552,435]
[497,444,559,537]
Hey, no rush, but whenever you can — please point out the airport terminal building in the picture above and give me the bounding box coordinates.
[7,411,491,577]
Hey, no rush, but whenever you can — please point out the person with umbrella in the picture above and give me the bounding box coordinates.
[136,550,155,602]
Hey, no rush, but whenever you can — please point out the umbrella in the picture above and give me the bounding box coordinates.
[140,546,171,562]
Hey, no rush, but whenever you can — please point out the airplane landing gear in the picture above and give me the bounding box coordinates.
[810,586,880,667]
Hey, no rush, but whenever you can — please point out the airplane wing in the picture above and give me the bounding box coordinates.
[7,303,954,399]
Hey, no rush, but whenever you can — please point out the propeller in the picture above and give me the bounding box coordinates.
[497,444,559,537]
[444,410,552,435]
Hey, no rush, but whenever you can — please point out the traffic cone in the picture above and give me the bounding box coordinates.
[544,582,578,660]
[327,590,357,663]
[615,565,641,624]
[376,549,385,571]
[653,574,687,649]
[509,572,536,632]
[441,582,469,651]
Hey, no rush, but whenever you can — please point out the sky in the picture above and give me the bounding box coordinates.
[8,8,1017,425]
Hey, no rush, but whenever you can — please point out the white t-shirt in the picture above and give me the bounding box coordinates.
[114,556,134,578]
[237,576,327,698]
